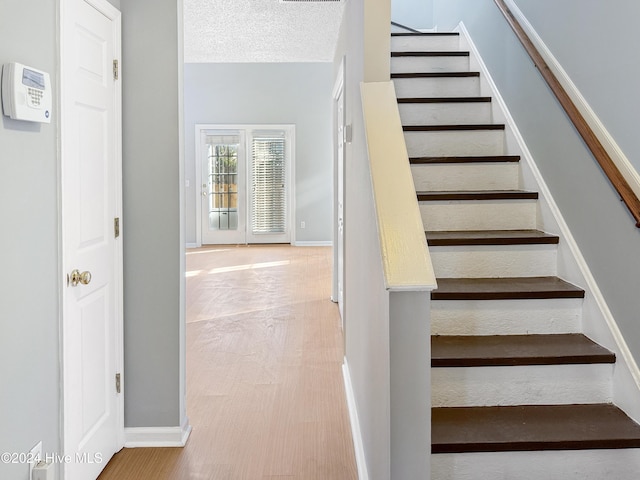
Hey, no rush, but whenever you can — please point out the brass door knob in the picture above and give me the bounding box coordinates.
[68,269,92,287]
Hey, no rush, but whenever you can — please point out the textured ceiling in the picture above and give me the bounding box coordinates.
[183,0,346,63]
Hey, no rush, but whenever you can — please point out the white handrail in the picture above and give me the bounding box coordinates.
[361,81,437,292]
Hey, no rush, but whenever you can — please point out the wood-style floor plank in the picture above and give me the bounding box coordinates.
[99,245,357,480]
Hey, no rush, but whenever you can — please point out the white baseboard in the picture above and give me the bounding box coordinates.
[293,240,333,247]
[342,359,369,480]
[124,417,192,448]
[186,242,199,249]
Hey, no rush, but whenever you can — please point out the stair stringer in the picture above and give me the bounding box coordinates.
[455,21,640,423]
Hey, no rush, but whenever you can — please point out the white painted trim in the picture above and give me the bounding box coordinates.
[185,242,199,249]
[504,0,640,202]
[361,81,437,292]
[294,241,332,247]
[342,359,369,480]
[332,56,345,305]
[124,417,192,448]
[457,21,640,420]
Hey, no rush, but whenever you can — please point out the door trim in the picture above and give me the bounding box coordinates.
[59,0,124,466]
[332,57,346,310]
[194,124,296,246]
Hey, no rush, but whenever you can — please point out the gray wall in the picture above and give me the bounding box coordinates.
[336,0,394,477]
[0,0,185,475]
[183,62,334,244]
[514,0,640,176]
[392,0,433,30]
[432,0,640,372]
[120,0,184,428]
[0,1,60,478]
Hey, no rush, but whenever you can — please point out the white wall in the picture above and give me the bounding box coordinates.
[183,62,334,245]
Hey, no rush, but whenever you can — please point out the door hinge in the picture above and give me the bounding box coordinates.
[113,59,119,80]
[116,373,121,394]
[114,217,120,238]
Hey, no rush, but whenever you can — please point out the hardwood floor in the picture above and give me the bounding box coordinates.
[99,245,357,480]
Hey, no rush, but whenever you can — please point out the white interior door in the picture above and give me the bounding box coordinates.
[61,1,122,479]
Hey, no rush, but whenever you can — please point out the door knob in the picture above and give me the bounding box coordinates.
[68,269,92,287]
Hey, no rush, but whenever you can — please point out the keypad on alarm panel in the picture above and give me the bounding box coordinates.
[28,87,43,106]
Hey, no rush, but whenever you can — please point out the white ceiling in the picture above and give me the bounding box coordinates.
[183,0,346,63]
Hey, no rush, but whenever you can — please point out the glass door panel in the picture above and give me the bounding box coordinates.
[247,131,291,244]
[201,131,246,244]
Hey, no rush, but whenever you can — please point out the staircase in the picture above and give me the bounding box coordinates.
[391,30,640,479]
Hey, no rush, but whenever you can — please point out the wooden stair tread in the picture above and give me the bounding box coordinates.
[398,97,492,103]
[391,51,469,57]
[426,229,559,246]
[432,404,640,453]
[404,124,505,132]
[417,190,538,201]
[432,334,615,367]
[410,155,520,164]
[392,72,480,79]
[432,277,585,300]
[391,32,459,37]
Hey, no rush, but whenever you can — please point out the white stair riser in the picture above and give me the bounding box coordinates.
[432,364,612,407]
[399,102,492,125]
[432,449,640,480]
[391,35,460,52]
[391,56,469,73]
[420,200,536,231]
[405,130,504,157]
[393,76,480,97]
[431,298,583,336]
[431,245,557,278]
[411,163,518,191]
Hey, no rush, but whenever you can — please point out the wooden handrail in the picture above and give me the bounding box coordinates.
[494,0,640,227]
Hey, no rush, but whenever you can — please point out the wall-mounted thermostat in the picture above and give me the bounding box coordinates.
[1,62,52,123]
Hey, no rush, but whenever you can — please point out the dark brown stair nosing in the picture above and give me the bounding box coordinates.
[431,276,585,300]
[398,97,492,104]
[404,124,505,132]
[391,51,469,57]
[391,72,480,79]
[391,32,460,37]
[432,404,640,453]
[425,229,559,246]
[417,190,538,201]
[410,155,521,164]
[431,333,615,368]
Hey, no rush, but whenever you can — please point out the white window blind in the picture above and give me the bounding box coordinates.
[251,133,286,235]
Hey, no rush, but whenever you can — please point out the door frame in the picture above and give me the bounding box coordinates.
[195,124,296,246]
[59,0,125,467]
[332,57,346,321]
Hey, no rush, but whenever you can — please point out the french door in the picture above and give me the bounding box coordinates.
[197,125,293,245]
